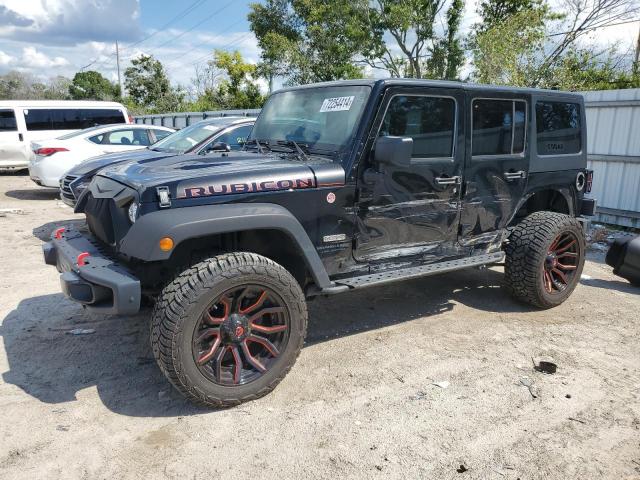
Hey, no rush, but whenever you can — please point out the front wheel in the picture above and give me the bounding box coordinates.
[505,211,586,309]
[151,252,308,408]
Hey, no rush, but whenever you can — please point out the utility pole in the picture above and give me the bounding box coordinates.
[116,40,124,97]
[634,24,640,77]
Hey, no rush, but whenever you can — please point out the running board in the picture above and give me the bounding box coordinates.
[333,252,505,291]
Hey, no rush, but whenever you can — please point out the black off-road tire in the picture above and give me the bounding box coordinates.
[505,211,586,309]
[150,252,307,408]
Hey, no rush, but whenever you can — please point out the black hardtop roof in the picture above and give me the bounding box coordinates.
[276,78,583,99]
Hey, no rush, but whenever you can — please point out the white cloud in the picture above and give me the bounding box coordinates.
[0,51,15,66]
[21,47,68,68]
[0,0,141,45]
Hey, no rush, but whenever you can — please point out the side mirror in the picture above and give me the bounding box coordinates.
[374,136,413,168]
[204,142,230,154]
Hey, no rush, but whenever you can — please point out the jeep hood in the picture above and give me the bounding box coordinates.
[68,148,177,176]
[97,151,345,203]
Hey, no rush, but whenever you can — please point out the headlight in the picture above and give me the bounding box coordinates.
[128,202,139,223]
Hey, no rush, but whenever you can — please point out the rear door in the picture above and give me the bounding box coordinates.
[87,128,151,153]
[354,86,465,262]
[459,94,529,242]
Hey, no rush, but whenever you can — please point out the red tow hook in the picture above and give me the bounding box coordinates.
[77,252,90,266]
[54,227,65,239]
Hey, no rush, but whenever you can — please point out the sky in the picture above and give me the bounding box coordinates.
[0,0,638,93]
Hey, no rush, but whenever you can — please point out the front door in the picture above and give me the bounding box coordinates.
[354,87,465,262]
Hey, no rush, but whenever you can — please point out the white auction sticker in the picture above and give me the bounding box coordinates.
[319,96,355,113]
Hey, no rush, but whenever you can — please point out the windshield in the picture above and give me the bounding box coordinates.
[151,121,222,153]
[249,85,371,157]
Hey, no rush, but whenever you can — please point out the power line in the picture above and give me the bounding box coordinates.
[166,31,254,73]
[90,0,208,71]
[121,0,208,53]
[160,18,244,63]
[127,0,235,61]
[547,18,640,37]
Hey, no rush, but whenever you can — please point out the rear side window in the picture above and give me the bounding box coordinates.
[380,95,456,158]
[89,129,150,146]
[535,101,581,155]
[0,109,17,131]
[23,108,126,130]
[472,99,526,156]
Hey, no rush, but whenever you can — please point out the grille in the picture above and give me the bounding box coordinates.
[60,174,78,204]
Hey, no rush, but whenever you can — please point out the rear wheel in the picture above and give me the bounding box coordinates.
[151,252,307,407]
[505,211,586,309]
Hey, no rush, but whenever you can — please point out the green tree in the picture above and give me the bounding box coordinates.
[249,0,363,86]
[475,0,541,33]
[69,71,118,100]
[124,55,174,110]
[192,50,265,110]
[471,0,640,90]
[249,0,466,84]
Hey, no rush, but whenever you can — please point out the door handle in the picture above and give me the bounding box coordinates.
[18,133,23,142]
[435,175,461,186]
[504,170,526,180]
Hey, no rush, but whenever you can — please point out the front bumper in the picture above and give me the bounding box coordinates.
[43,226,141,315]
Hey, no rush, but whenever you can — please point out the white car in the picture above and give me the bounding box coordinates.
[28,123,174,187]
[0,100,131,169]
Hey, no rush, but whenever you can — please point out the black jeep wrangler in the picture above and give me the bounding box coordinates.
[43,79,596,407]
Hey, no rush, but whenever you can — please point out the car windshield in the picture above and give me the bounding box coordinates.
[249,85,371,158]
[151,121,222,154]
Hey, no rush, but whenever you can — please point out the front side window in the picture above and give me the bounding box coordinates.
[472,99,526,156]
[250,85,371,157]
[150,128,172,142]
[536,101,581,155]
[89,129,149,146]
[380,95,456,159]
[210,124,253,151]
[0,109,17,131]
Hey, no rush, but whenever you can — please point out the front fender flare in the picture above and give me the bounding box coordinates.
[119,203,332,289]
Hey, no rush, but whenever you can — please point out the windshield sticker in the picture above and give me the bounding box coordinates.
[319,96,355,113]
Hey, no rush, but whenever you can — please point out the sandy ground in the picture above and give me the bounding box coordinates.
[0,170,638,480]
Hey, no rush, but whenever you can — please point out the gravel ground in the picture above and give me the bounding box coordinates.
[1,171,639,480]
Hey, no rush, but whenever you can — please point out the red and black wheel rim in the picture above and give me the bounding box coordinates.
[192,285,289,386]
[543,231,580,294]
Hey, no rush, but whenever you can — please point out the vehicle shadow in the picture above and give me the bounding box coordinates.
[5,188,60,201]
[580,277,639,294]
[0,268,530,418]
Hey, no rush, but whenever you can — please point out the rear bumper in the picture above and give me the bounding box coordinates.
[43,226,141,315]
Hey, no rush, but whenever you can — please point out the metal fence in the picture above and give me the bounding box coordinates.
[133,109,260,129]
[583,89,640,228]
[134,90,640,228]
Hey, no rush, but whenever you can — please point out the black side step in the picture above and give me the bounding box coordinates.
[334,252,505,290]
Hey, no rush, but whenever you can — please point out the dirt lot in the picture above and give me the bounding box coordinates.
[0,171,638,480]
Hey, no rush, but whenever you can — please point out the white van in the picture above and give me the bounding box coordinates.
[0,100,131,169]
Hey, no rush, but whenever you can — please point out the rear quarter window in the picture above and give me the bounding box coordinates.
[535,101,581,155]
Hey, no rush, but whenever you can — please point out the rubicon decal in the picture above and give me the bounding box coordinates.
[177,176,317,199]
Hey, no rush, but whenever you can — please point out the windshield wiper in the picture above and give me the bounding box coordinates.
[275,140,310,162]
[244,138,269,154]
